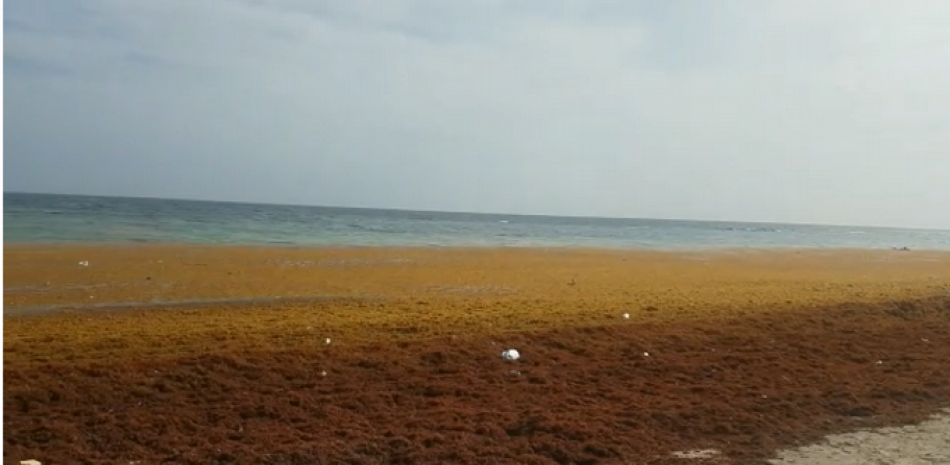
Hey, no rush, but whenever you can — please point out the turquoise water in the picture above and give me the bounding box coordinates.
[4,192,950,250]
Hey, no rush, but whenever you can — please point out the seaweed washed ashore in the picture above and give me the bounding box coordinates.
[4,245,950,464]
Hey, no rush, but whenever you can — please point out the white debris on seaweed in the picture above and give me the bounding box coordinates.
[500,349,520,361]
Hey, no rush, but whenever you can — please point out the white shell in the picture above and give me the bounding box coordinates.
[500,349,520,361]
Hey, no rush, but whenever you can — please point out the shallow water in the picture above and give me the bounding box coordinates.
[5,192,950,250]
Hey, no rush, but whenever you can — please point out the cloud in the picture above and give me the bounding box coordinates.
[5,0,950,228]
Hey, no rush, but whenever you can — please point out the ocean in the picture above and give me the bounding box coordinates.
[4,192,949,250]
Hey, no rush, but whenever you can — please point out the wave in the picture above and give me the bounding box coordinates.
[718,226,783,233]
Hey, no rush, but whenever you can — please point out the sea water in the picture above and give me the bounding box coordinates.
[4,193,949,250]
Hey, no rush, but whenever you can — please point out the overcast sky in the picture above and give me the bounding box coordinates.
[4,1,950,229]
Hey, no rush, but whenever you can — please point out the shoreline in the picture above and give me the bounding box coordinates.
[5,244,950,463]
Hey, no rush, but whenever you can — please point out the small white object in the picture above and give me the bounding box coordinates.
[501,349,520,361]
[325,338,331,345]
[320,370,327,377]
[643,352,650,357]
[20,460,42,465]
[876,360,883,365]
[622,313,630,319]
[78,261,89,267]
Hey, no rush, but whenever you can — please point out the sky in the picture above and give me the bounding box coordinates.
[4,0,950,229]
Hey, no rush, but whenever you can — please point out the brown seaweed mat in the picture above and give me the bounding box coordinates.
[4,297,950,464]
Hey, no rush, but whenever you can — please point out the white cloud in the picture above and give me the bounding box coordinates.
[5,0,950,228]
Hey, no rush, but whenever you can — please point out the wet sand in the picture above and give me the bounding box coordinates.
[4,245,950,464]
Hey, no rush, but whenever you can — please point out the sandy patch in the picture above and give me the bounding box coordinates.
[769,409,950,464]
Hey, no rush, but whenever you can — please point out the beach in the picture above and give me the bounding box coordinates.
[4,244,950,464]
